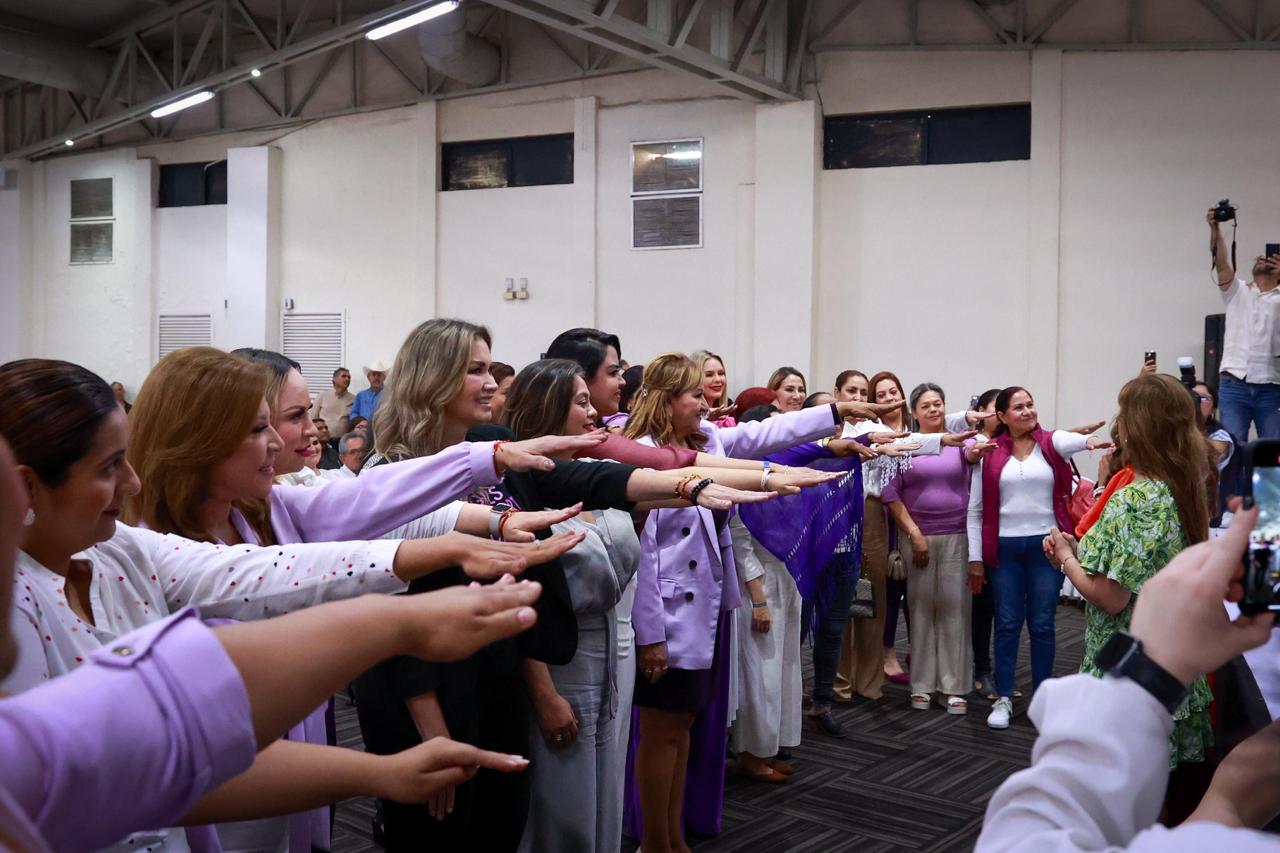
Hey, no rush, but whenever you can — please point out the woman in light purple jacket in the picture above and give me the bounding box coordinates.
[622,353,896,853]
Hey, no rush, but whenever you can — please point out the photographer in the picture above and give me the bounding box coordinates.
[1208,204,1280,440]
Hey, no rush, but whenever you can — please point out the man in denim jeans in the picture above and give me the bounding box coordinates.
[1209,206,1280,440]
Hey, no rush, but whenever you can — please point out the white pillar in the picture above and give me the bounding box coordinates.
[1027,49,1063,425]
[413,101,439,321]
[574,95,599,326]
[221,146,281,350]
[752,99,820,384]
[0,161,31,363]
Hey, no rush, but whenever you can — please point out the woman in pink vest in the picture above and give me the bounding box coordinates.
[966,386,1109,730]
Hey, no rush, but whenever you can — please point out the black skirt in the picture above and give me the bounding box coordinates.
[632,616,722,714]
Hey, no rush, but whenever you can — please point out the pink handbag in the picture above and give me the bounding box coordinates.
[1067,460,1096,529]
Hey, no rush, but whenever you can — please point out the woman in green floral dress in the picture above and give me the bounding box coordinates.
[1044,374,1215,769]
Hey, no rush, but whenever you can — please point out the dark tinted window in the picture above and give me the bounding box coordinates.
[158,161,227,207]
[442,133,574,191]
[824,104,1030,169]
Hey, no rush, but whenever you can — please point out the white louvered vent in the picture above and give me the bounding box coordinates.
[281,312,346,396]
[157,313,213,361]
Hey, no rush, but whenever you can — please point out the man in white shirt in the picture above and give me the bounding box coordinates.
[338,431,368,477]
[978,506,1278,851]
[1210,207,1280,441]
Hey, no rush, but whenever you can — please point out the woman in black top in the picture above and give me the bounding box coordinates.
[352,320,782,851]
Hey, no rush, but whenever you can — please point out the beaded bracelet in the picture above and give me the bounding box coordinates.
[688,477,714,505]
[675,472,700,500]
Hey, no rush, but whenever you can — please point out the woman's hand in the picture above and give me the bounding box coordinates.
[1044,527,1078,570]
[398,578,542,663]
[965,410,997,427]
[533,690,579,750]
[941,430,979,448]
[500,504,583,542]
[638,642,669,683]
[1084,435,1114,451]
[693,483,776,510]
[837,401,905,422]
[1068,420,1107,435]
[967,561,986,594]
[707,404,736,421]
[450,530,586,580]
[867,430,910,445]
[876,441,923,458]
[909,529,929,568]
[768,469,843,494]
[377,737,528,806]
[965,442,998,463]
[750,603,772,633]
[493,432,608,473]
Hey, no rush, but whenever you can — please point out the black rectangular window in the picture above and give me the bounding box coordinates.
[824,104,1030,170]
[441,133,574,191]
[158,161,227,207]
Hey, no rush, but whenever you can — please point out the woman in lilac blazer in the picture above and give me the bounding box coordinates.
[622,353,896,852]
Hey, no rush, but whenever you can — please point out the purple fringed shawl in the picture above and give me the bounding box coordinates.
[738,442,864,636]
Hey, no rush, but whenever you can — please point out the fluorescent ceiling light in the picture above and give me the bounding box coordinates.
[150,90,215,118]
[250,68,262,77]
[664,150,702,160]
[64,139,75,147]
[366,1,459,40]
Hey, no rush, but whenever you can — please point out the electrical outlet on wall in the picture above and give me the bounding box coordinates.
[516,277,529,300]
[504,277,516,301]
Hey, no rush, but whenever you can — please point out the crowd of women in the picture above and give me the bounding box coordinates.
[0,316,1241,853]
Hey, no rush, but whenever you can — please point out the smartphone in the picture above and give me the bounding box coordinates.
[969,394,980,411]
[1241,440,1280,613]
[1144,351,1156,365]
[1266,243,1280,259]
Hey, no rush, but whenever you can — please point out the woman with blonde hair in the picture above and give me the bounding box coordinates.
[352,321,807,851]
[623,353,897,852]
[1045,373,1214,768]
[767,366,807,414]
[691,349,735,427]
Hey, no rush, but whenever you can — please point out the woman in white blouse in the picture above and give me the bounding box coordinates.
[966,386,1109,730]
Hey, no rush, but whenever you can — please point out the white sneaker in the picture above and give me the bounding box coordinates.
[987,696,1013,730]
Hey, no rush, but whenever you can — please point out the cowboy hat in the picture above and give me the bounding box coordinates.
[363,360,391,374]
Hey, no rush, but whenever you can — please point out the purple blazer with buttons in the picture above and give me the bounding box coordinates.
[631,405,841,670]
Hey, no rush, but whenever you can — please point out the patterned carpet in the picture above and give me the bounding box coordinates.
[333,602,1087,852]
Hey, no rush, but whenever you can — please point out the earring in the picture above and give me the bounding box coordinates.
[23,508,35,526]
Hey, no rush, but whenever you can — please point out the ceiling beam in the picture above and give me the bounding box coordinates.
[479,0,795,99]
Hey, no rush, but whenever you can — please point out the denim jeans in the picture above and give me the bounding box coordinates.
[1219,372,1280,442]
[811,551,859,707]
[991,536,1063,698]
[972,564,994,676]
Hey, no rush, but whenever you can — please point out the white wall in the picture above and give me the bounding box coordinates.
[12,47,1280,431]
[1056,50,1280,432]
[153,205,226,318]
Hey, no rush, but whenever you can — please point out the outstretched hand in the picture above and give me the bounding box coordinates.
[694,483,777,509]
[378,737,528,806]
[400,579,544,662]
[501,504,583,542]
[453,530,586,580]
[495,432,609,473]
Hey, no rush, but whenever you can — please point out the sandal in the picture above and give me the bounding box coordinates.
[910,693,930,710]
[946,695,968,715]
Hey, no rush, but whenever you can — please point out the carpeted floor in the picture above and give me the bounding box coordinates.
[333,602,1087,852]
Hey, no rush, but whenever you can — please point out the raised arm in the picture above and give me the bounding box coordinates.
[1207,206,1235,288]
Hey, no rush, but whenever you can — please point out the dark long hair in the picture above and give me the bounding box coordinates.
[546,328,622,380]
[0,359,118,486]
[619,364,645,413]
[503,359,584,440]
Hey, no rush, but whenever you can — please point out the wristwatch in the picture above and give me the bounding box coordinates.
[489,502,513,540]
[1094,631,1188,714]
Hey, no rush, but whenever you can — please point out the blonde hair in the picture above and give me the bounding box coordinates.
[767,366,806,393]
[124,347,276,544]
[690,349,728,407]
[623,353,707,450]
[1114,373,1212,546]
[375,318,492,459]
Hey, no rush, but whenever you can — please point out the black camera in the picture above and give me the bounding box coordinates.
[1214,198,1237,222]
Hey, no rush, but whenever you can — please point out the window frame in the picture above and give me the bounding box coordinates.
[629,137,705,251]
[68,177,115,266]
